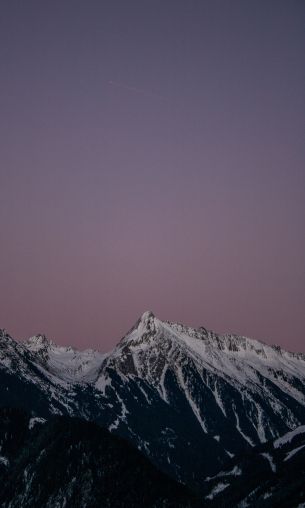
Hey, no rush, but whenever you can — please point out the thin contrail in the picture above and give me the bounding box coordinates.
[107,80,167,100]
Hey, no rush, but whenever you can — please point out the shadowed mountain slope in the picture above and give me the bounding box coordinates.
[202,424,305,507]
[0,408,200,508]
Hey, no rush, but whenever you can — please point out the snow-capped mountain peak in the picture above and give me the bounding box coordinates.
[1,313,305,494]
[121,310,161,347]
[135,310,158,336]
[0,329,15,345]
[19,335,107,384]
[24,334,55,352]
[139,310,157,329]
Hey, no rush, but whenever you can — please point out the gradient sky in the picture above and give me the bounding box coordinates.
[0,1,304,352]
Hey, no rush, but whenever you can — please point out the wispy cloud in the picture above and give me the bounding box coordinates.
[107,80,167,100]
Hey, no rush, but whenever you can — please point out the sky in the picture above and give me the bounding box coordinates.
[0,0,304,352]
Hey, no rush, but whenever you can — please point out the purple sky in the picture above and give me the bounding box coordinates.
[0,1,304,352]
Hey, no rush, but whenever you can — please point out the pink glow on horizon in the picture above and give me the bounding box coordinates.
[0,1,304,352]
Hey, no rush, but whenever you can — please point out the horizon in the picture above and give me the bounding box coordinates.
[2,308,305,355]
[0,1,304,353]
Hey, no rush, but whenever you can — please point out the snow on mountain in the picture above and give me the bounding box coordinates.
[202,423,305,506]
[24,334,107,382]
[1,311,305,493]
[273,424,305,449]
[99,311,305,441]
[0,328,105,417]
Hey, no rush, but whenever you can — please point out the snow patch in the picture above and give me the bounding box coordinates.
[0,456,9,466]
[284,444,305,462]
[176,366,207,433]
[273,425,305,449]
[261,453,276,473]
[29,417,46,430]
[206,482,229,500]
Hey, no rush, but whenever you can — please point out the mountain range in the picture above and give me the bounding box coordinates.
[1,311,305,506]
